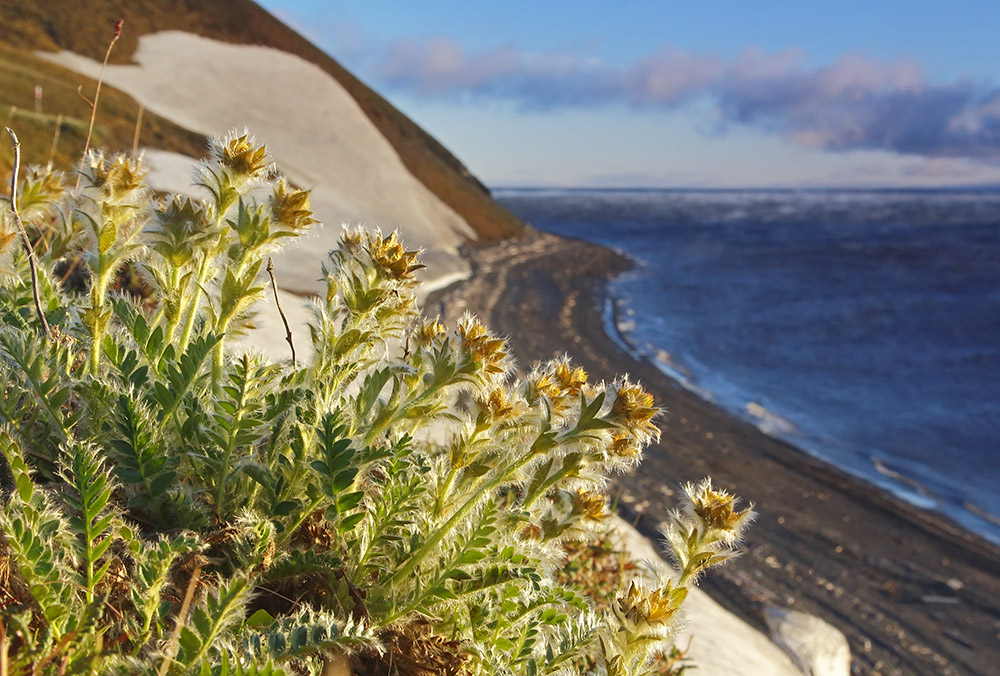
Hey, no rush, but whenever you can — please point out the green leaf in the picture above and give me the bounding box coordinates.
[98,219,117,253]
[337,512,365,532]
[246,608,276,628]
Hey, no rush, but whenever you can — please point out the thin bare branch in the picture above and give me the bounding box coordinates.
[81,18,124,159]
[6,128,51,338]
[157,564,201,676]
[47,113,63,168]
[132,104,144,159]
[267,256,297,366]
[75,85,94,109]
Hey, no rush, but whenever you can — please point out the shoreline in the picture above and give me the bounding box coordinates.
[433,228,1000,676]
[597,263,1000,548]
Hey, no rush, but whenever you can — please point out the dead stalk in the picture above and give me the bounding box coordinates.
[5,128,51,338]
[0,616,7,676]
[157,565,201,676]
[47,113,63,168]
[81,18,124,159]
[267,257,297,366]
[132,104,144,159]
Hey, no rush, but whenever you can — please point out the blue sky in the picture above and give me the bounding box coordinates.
[259,1,1000,188]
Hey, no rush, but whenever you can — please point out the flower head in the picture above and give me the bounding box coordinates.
[458,314,509,378]
[365,230,425,282]
[607,431,641,460]
[609,380,660,442]
[611,579,681,636]
[476,387,519,422]
[79,151,147,202]
[215,132,273,180]
[574,488,610,522]
[554,360,588,396]
[151,196,217,266]
[269,180,318,233]
[684,479,754,540]
[413,318,447,349]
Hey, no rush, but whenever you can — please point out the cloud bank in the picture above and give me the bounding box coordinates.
[369,38,1000,160]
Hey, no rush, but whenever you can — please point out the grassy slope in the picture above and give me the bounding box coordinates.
[0,42,206,182]
[3,0,524,241]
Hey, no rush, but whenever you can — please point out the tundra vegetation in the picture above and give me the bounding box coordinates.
[0,130,752,675]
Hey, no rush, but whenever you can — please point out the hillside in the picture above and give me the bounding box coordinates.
[1,0,523,242]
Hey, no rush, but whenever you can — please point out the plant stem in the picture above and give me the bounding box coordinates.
[131,104,144,159]
[266,257,296,366]
[386,437,544,587]
[178,254,210,352]
[5,128,51,338]
[81,19,123,160]
[47,114,63,169]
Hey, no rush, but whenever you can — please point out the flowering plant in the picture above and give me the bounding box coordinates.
[0,131,751,675]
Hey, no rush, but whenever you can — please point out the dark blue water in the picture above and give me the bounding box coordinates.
[496,188,1000,543]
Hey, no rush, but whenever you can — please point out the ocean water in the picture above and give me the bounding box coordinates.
[495,188,1000,544]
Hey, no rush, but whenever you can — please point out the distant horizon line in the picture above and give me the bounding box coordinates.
[489,183,1000,193]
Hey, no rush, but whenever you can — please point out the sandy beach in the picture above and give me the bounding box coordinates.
[432,229,1000,676]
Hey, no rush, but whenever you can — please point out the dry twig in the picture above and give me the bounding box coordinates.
[157,565,202,676]
[132,104,144,158]
[47,113,63,168]
[81,18,124,159]
[267,256,297,366]
[5,128,51,338]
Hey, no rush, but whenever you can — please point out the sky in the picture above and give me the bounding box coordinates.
[259,1,1000,188]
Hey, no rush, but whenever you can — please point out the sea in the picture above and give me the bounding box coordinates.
[495,188,1000,545]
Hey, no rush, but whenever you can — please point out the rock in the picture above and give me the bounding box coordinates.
[765,605,851,676]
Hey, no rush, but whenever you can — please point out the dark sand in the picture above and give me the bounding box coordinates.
[432,229,1000,676]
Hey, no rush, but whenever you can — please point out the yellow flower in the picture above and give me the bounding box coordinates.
[527,371,562,401]
[476,387,517,421]
[607,432,641,460]
[80,151,147,201]
[217,133,273,180]
[458,315,508,377]
[613,579,680,629]
[414,318,447,348]
[365,231,425,282]
[684,479,754,538]
[575,488,610,522]
[269,180,318,233]
[609,380,659,442]
[554,361,588,395]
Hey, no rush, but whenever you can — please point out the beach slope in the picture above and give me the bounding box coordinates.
[434,229,1000,676]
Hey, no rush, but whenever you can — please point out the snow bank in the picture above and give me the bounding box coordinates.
[41,31,474,297]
